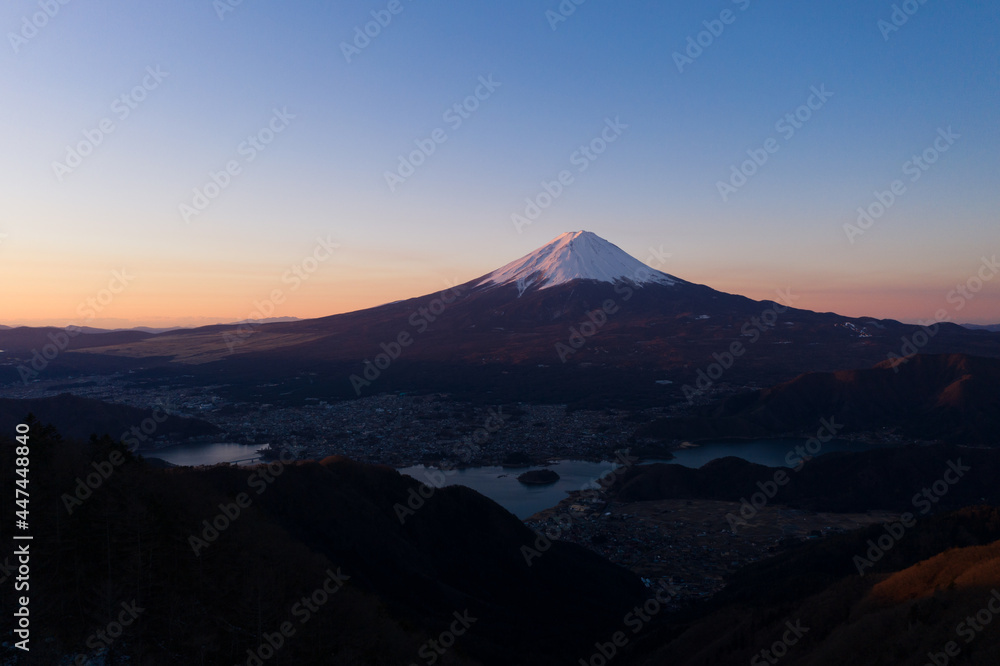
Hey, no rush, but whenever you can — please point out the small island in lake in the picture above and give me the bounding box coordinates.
[517,469,560,485]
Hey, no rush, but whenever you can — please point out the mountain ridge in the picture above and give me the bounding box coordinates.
[4,232,998,406]
[637,353,1000,445]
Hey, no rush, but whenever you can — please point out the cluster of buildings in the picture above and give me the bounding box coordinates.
[6,374,665,467]
[526,495,883,605]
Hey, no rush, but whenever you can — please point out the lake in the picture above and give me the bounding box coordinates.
[152,438,889,519]
[151,445,630,518]
[400,438,890,518]
[398,460,626,520]
[666,437,886,469]
[147,442,262,467]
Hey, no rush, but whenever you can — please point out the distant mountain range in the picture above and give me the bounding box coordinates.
[2,232,998,407]
[0,317,302,336]
[962,323,1000,332]
[0,393,219,446]
[637,353,1000,446]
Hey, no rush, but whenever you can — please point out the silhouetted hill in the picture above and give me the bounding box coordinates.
[0,393,219,447]
[5,421,1000,665]
[622,507,1000,665]
[0,424,645,665]
[0,326,153,352]
[638,354,1000,445]
[612,442,1000,513]
[963,323,1000,333]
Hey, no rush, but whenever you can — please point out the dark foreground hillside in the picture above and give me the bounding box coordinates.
[611,442,1000,513]
[639,353,1000,445]
[3,419,1000,665]
[622,507,1000,665]
[0,393,219,445]
[0,421,644,665]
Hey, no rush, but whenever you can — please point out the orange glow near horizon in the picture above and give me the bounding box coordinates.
[4,265,998,329]
[2,226,997,329]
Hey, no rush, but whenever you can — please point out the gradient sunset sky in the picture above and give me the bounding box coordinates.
[1,0,997,328]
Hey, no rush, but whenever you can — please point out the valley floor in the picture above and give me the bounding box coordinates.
[527,497,900,603]
[4,373,671,466]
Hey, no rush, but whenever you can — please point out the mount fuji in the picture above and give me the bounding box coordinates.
[36,231,1000,406]
[477,231,681,293]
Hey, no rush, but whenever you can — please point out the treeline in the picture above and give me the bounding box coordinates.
[0,419,435,665]
[0,418,646,665]
[613,443,1000,514]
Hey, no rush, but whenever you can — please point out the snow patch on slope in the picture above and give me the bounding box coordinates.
[478,231,681,292]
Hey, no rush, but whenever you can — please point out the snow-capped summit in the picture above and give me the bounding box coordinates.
[477,231,680,293]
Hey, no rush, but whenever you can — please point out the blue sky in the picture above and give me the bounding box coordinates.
[1,0,998,326]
